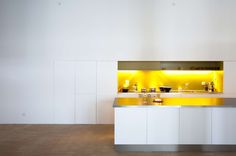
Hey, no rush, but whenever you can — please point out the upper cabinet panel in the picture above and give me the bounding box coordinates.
[75,61,97,94]
[223,61,236,97]
[97,61,117,94]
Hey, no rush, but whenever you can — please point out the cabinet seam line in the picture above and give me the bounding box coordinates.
[74,61,76,124]
[52,60,55,123]
[96,61,98,124]
[146,108,148,144]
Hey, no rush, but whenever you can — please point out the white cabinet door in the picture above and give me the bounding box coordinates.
[212,108,236,144]
[180,108,212,144]
[147,108,179,144]
[97,61,117,124]
[115,107,147,144]
[97,61,117,94]
[76,94,96,124]
[54,61,75,124]
[224,61,236,97]
[97,94,115,124]
[75,61,97,124]
[75,61,97,94]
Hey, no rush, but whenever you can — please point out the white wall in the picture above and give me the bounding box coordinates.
[0,0,236,123]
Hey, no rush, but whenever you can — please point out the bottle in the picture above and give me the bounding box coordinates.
[132,82,138,92]
[208,82,214,92]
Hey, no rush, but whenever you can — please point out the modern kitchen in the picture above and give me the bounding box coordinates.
[1,0,236,155]
[115,61,236,151]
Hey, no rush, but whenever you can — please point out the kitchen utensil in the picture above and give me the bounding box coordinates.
[141,88,147,93]
[149,88,156,92]
[159,86,172,92]
[122,88,129,92]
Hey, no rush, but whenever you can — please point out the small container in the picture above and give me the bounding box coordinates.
[153,98,163,103]
[149,88,156,92]
[141,88,147,93]
[122,88,129,92]
[159,86,172,92]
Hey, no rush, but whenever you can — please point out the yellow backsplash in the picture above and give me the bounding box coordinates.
[118,70,224,92]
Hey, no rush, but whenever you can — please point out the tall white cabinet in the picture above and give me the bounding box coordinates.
[75,61,97,124]
[97,61,117,124]
[54,60,117,124]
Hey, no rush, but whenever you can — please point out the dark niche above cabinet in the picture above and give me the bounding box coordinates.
[118,61,223,70]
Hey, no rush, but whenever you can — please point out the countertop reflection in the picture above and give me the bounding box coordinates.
[114,97,236,108]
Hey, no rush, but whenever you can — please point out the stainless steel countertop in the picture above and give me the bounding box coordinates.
[113,97,236,108]
[119,90,223,94]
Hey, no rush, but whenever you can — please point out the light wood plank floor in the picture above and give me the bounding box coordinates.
[0,125,235,156]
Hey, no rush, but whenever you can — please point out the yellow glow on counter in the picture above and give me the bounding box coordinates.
[116,98,224,107]
[118,70,224,92]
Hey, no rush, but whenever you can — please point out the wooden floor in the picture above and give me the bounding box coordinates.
[0,125,235,156]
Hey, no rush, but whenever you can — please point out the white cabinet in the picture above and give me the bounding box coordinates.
[212,108,236,144]
[115,106,236,145]
[75,61,97,94]
[115,107,147,144]
[147,108,179,144]
[180,108,212,144]
[224,61,236,97]
[75,94,96,124]
[97,94,115,124]
[97,61,117,124]
[97,61,117,94]
[54,60,117,124]
[75,61,97,124]
[54,61,75,124]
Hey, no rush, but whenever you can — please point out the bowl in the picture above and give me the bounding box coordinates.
[159,86,172,92]
[122,88,129,92]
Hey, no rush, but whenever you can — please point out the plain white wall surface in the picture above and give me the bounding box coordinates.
[1,0,236,61]
[1,0,236,123]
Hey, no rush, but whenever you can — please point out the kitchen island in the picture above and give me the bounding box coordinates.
[114,97,236,151]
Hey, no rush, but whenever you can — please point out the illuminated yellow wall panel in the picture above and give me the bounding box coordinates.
[118,70,223,93]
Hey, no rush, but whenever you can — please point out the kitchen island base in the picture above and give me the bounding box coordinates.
[115,145,236,152]
[114,98,236,151]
